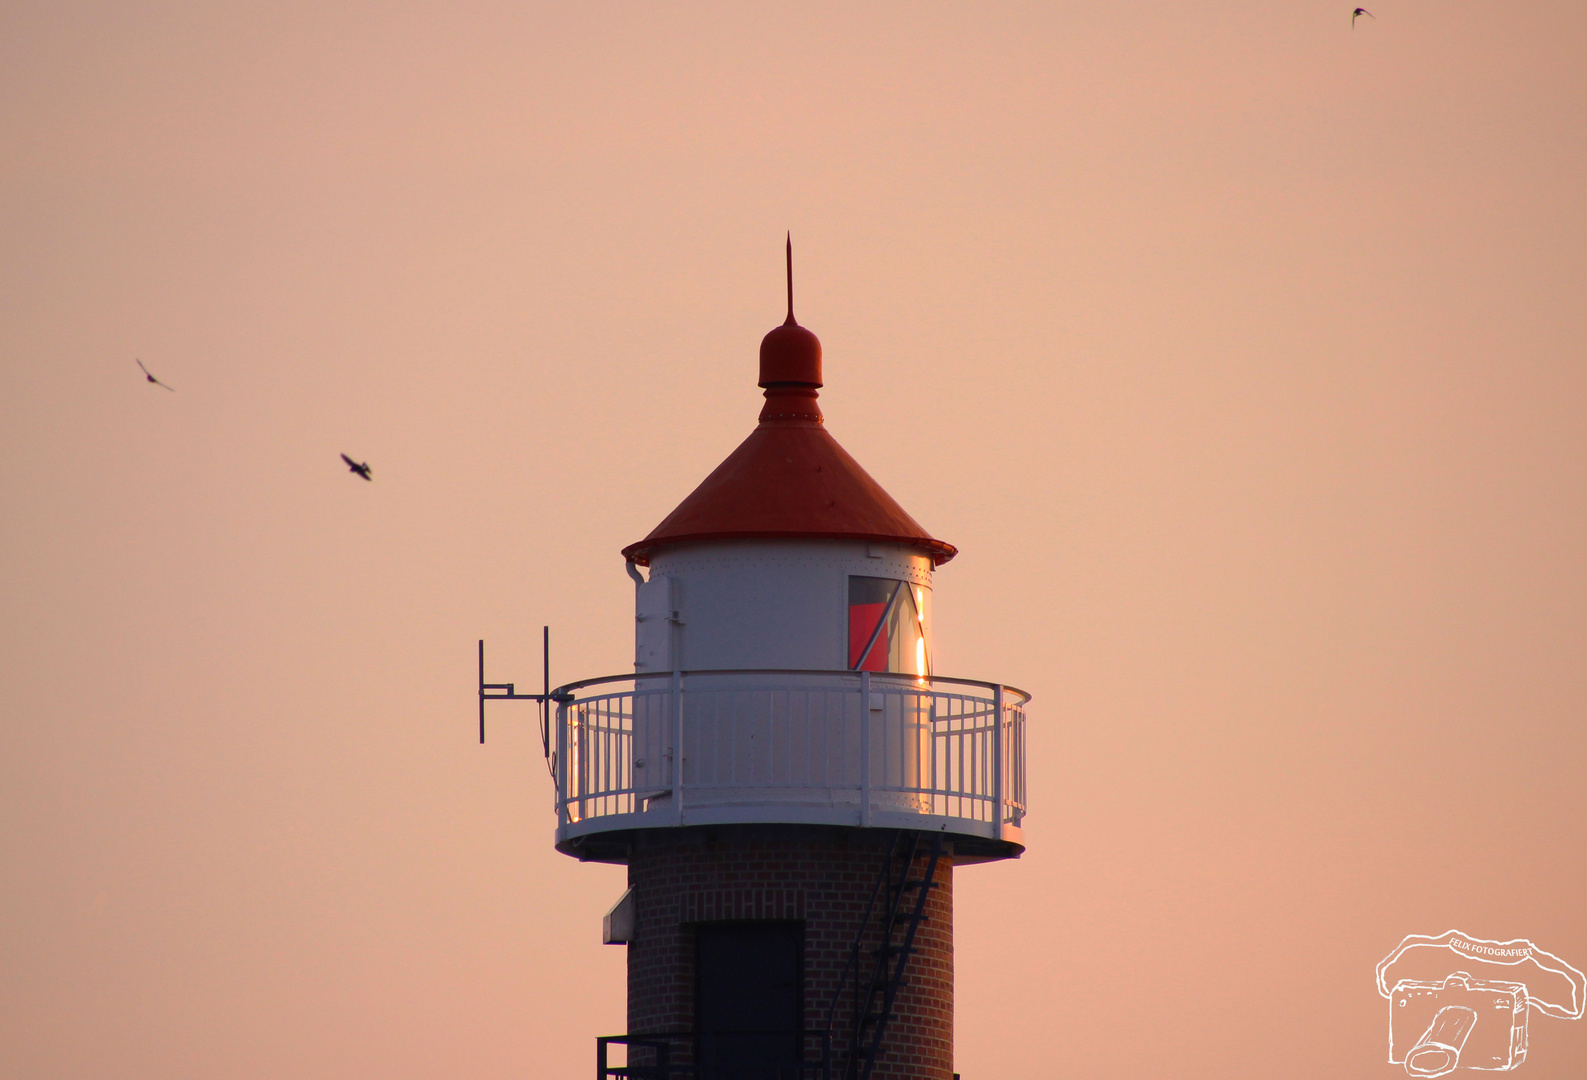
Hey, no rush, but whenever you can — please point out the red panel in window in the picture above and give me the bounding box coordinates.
[849,602,889,671]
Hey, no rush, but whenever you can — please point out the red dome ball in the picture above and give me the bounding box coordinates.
[758,319,822,388]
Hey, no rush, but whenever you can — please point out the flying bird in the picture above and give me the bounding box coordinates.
[135,358,174,391]
[1352,7,1374,26]
[341,453,373,481]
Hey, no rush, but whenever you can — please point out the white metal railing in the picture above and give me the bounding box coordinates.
[550,670,1028,843]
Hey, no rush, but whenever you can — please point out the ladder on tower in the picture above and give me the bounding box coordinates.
[828,830,944,1080]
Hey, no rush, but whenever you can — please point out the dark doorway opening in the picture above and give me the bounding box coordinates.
[695,920,804,1080]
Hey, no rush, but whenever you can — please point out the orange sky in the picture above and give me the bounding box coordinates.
[3,3,1586,1077]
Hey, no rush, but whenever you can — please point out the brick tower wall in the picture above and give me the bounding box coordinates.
[625,825,954,1080]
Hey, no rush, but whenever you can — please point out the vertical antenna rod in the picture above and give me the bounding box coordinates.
[786,231,795,325]
[541,625,551,758]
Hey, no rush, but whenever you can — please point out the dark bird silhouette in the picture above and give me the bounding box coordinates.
[135,358,174,391]
[1352,7,1374,26]
[341,453,372,481]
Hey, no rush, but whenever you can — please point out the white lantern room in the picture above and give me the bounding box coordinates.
[551,257,1027,866]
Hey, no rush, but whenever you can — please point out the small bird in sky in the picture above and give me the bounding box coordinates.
[341,453,373,481]
[135,358,174,391]
[1352,7,1374,26]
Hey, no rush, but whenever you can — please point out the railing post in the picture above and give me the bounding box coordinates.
[557,700,569,830]
[671,669,683,827]
[992,683,1004,838]
[860,670,871,828]
[595,1036,606,1080]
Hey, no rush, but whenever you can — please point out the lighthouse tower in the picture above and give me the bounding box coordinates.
[556,244,1028,1080]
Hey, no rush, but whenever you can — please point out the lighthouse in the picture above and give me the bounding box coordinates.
[543,243,1027,1079]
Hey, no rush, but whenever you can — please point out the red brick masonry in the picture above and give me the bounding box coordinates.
[626,825,954,1079]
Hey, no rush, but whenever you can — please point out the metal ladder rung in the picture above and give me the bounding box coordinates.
[863,971,911,990]
[869,946,916,961]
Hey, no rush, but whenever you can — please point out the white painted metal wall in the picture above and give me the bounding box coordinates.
[634,540,933,673]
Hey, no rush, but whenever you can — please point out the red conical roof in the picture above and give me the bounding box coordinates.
[621,244,956,567]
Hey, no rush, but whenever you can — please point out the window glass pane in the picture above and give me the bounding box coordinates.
[848,577,931,675]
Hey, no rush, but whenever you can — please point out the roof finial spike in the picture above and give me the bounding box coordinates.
[785,231,796,326]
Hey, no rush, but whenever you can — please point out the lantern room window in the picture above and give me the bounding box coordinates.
[848,576,932,676]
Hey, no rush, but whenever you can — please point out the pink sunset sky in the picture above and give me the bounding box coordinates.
[3,3,1586,1077]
